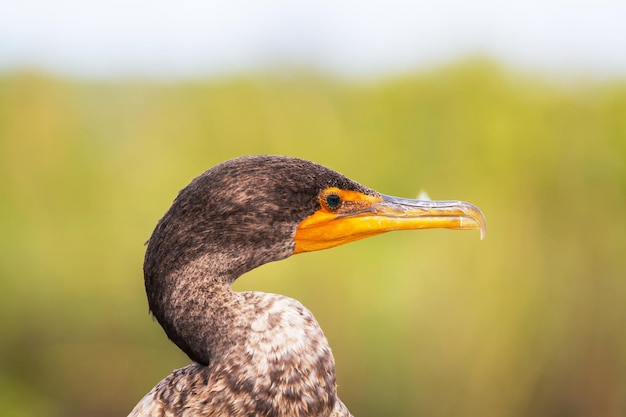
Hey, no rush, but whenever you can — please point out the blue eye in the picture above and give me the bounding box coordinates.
[326,194,341,210]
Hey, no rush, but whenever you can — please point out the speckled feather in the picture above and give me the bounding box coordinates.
[132,156,376,417]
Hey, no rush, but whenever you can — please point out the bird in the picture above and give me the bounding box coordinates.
[129,155,486,417]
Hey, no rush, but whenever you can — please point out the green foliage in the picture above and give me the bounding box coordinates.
[1,61,625,417]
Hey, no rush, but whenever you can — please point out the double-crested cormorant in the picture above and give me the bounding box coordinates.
[129,155,486,417]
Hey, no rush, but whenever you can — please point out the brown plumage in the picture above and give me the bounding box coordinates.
[129,155,486,417]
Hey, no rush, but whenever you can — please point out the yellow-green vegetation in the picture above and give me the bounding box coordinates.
[1,61,625,417]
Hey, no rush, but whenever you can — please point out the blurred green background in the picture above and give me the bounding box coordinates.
[1,60,625,417]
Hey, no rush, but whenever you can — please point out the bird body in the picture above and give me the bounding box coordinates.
[130,293,350,416]
[129,155,485,417]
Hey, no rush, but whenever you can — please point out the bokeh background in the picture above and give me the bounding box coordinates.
[1,2,625,417]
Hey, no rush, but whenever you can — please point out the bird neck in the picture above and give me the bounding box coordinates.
[147,253,245,365]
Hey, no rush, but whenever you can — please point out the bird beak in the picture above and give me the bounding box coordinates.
[374,195,487,239]
[293,193,487,254]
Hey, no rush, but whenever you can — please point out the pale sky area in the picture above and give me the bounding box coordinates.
[1,0,625,79]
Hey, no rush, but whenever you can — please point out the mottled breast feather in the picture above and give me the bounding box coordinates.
[129,294,353,417]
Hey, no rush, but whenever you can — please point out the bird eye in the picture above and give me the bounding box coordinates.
[325,194,341,210]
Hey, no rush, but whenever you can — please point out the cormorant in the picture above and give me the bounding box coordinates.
[129,155,486,417]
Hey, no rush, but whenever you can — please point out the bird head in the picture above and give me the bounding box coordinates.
[145,155,486,284]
